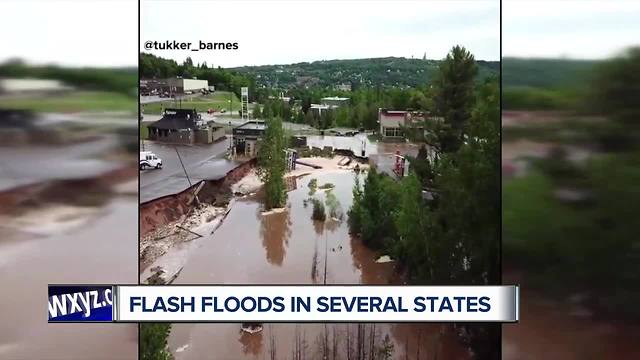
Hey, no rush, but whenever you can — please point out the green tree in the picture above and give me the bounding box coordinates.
[252,105,262,119]
[590,47,640,151]
[140,275,173,360]
[430,45,478,153]
[393,174,427,275]
[351,169,400,249]
[257,117,287,209]
[347,173,364,234]
[140,324,173,360]
[263,103,273,119]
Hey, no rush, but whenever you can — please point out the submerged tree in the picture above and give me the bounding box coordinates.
[140,323,173,360]
[140,276,174,360]
[257,116,287,209]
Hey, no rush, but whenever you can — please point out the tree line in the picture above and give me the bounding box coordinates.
[230,56,499,90]
[140,52,256,100]
[252,86,435,130]
[0,59,137,96]
[348,45,500,358]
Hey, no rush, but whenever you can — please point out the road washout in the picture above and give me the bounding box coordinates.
[157,156,469,359]
[0,111,138,359]
[139,156,367,284]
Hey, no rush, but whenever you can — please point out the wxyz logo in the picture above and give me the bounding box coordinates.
[48,289,112,319]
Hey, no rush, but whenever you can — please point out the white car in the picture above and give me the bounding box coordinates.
[140,151,162,170]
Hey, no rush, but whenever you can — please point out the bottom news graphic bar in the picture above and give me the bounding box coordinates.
[48,285,115,322]
[49,285,518,323]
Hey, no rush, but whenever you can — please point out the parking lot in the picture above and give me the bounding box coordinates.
[140,140,239,203]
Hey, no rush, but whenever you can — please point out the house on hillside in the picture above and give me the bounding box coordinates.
[147,108,224,144]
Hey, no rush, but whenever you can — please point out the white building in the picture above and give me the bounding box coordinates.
[320,96,350,107]
[309,104,334,117]
[166,77,209,94]
[0,78,72,94]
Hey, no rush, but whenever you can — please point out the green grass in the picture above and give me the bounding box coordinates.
[142,91,241,114]
[0,91,136,113]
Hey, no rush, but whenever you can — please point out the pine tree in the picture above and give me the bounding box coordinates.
[430,45,478,153]
[257,117,287,209]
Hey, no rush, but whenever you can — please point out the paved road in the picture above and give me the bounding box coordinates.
[141,112,317,133]
[140,140,239,203]
[0,135,121,192]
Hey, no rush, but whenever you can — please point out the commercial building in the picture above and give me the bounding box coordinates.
[320,96,350,107]
[378,108,443,139]
[378,109,408,138]
[140,79,167,96]
[147,108,224,144]
[166,77,209,95]
[308,104,333,117]
[0,78,72,95]
[232,120,267,157]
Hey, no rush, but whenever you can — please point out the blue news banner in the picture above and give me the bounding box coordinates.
[49,285,519,322]
[48,285,114,322]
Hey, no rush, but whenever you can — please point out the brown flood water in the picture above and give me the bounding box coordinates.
[167,170,470,360]
[0,199,138,359]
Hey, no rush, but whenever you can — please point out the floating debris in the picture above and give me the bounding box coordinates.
[241,323,263,334]
[261,207,287,216]
[176,344,189,353]
[376,255,394,263]
[318,182,335,190]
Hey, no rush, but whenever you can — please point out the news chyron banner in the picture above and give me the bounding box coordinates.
[49,285,519,323]
[48,285,115,322]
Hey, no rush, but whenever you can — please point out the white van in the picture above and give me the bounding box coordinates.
[140,151,162,170]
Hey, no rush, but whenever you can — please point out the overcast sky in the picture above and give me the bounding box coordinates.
[142,0,500,67]
[4,1,637,68]
[503,0,640,59]
[1,0,137,67]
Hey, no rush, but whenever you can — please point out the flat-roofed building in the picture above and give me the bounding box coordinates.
[147,108,224,144]
[165,77,209,94]
[378,109,408,138]
[232,120,267,157]
[320,96,350,107]
[309,104,333,117]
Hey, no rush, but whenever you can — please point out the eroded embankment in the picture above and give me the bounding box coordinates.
[139,158,256,271]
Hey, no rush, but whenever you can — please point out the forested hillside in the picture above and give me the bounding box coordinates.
[502,57,599,110]
[231,57,499,89]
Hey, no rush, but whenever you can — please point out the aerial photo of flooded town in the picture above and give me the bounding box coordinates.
[139,1,500,359]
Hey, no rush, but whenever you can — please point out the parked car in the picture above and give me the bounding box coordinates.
[140,151,162,170]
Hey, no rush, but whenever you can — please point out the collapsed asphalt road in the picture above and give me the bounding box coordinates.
[139,140,240,203]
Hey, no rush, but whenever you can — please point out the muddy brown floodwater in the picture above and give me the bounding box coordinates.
[0,199,138,359]
[167,170,470,360]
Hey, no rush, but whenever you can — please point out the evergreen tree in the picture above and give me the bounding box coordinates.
[429,45,478,153]
[257,117,287,209]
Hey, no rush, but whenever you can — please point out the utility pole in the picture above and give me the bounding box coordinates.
[174,146,192,187]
